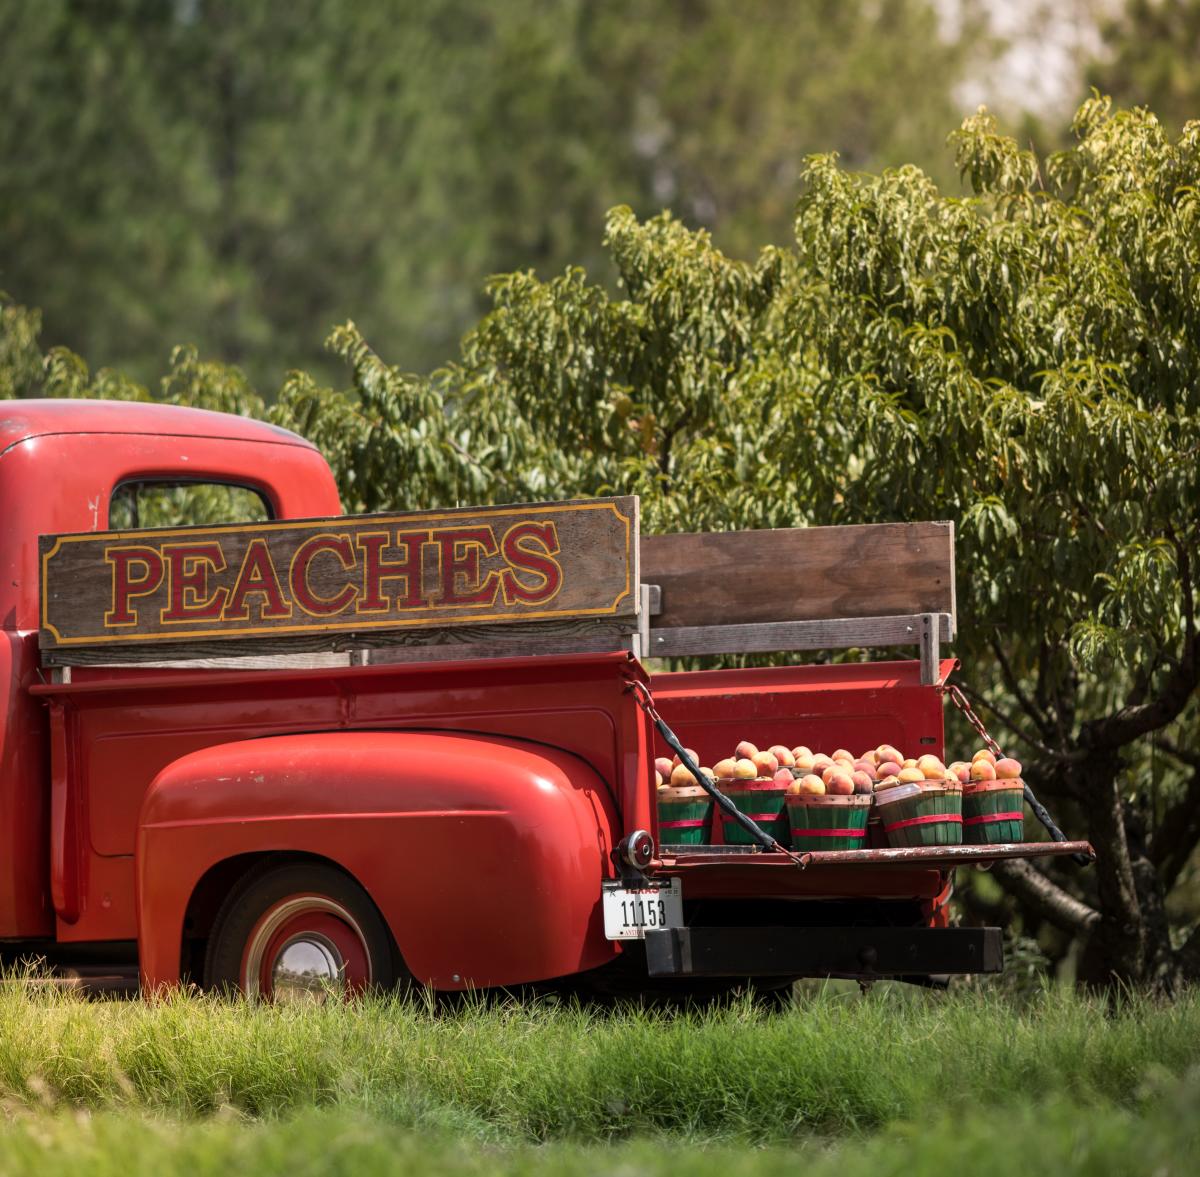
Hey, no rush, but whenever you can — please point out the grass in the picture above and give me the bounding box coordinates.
[0,979,1196,1173]
[3,1076,1198,1177]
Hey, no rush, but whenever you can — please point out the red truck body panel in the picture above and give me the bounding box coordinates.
[649,659,951,769]
[32,652,652,986]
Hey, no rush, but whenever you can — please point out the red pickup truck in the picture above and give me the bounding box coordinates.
[2,399,1091,998]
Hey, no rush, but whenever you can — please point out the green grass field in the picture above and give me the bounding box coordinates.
[0,980,1196,1174]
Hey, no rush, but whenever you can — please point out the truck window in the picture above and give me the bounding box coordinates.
[109,481,272,530]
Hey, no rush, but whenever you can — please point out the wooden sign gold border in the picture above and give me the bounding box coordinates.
[40,497,637,649]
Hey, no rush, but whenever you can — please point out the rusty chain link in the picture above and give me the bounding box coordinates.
[940,682,1004,758]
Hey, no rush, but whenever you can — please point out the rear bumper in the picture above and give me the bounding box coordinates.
[644,925,1004,978]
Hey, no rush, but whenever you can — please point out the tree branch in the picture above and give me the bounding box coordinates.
[990,858,1100,935]
[1085,632,1200,751]
[958,684,1061,760]
[990,633,1056,741]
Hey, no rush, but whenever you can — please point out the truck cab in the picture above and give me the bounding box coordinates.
[0,400,339,941]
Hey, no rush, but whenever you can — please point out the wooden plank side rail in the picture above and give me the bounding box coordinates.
[639,521,955,682]
[641,521,955,631]
[645,612,953,658]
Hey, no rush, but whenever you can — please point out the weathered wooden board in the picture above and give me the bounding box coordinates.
[646,611,953,658]
[640,521,954,631]
[40,496,638,655]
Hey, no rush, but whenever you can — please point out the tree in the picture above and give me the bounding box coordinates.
[0,0,977,388]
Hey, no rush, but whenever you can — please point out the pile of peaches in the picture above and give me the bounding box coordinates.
[655,741,1022,796]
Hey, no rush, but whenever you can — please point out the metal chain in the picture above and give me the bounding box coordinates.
[941,679,1088,863]
[940,682,1004,758]
[624,675,807,865]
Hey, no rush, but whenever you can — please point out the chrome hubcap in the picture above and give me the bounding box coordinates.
[271,934,345,1003]
[241,894,371,1000]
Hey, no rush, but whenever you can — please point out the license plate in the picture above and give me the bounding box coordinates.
[602,879,682,940]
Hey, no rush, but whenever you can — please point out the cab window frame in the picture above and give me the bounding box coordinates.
[108,477,276,531]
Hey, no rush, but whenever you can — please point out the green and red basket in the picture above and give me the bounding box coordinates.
[962,779,1025,844]
[715,778,791,846]
[656,785,714,845]
[786,793,872,850]
[875,780,963,847]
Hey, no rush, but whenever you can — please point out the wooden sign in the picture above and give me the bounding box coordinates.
[40,496,638,655]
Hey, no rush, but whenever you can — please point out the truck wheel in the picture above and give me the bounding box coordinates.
[204,863,398,1000]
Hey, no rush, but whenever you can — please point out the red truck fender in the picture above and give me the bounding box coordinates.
[135,730,623,992]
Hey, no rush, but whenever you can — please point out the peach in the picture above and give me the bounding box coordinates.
[735,740,759,760]
[831,748,855,764]
[972,749,997,766]
[655,756,674,780]
[734,757,758,779]
[794,774,826,796]
[859,749,880,766]
[970,759,997,781]
[852,759,878,781]
[898,766,926,783]
[655,769,663,787]
[794,753,816,773]
[713,757,739,779]
[851,769,874,794]
[671,748,699,770]
[752,750,780,776]
[657,781,669,792]
[791,745,813,762]
[995,758,1023,779]
[947,761,972,784]
[811,754,835,773]
[768,745,796,767]
[826,769,855,796]
[670,763,696,786]
[876,744,904,766]
[902,758,918,769]
[774,766,796,787]
[821,764,841,786]
[876,760,903,778]
[917,754,947,780]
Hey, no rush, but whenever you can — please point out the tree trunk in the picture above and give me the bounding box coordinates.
[1077,763,1149,988]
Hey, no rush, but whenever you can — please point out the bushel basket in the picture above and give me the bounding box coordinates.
[786,793,871,850]
[656,784,713,845]
[962,779,1024,844]
[716,778,791,846]
[875,780,963,847]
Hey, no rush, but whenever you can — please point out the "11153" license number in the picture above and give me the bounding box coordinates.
[601,879,683,940]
